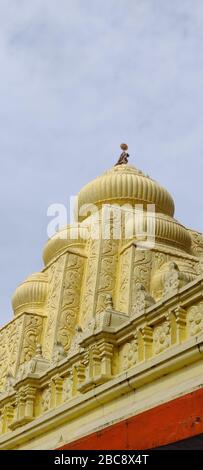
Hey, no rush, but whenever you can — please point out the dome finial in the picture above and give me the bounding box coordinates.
[115,143,129,166]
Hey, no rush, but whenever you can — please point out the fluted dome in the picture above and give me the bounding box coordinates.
[43,225,87,266]
[12,272,48,316]
[77,165,175,220]
[125,212,191,252]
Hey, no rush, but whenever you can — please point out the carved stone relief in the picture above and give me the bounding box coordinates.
[41,386,52,413]
[44,255,67,359]
[119,338,138,371]
[20,315,43,364]
[0,316,24,391]
[153,321,170,354]
[117,247,133,313]
[188,302,203,336]
[57,253,84,352]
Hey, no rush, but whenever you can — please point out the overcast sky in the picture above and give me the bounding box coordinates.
[1,0,203,325]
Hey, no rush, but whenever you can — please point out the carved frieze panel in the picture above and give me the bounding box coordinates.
[187,302,203,336]
[117,247,133,313]
[153,321,171,355]
[133,250,152,291]
[63,375,73,402]
[41,385,52,414]
[44,255,67,359]
[20,315,43,365]
[80,240,100,325]
[119,339,138,372]
[151,252,169,274]
[57,253,85,352]
[0,316,24,392]
[131,283,154,318]
[190,230,203,257]
[81,236,118,323]
[96,239,118,314]
[0,405,15,434]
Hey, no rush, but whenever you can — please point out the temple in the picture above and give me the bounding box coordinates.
[0,149,203,450]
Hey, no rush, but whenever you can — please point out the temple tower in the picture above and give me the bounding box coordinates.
[0,147,203,449]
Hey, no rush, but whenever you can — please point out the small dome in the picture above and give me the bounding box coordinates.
[77,165,175,220]
[12,272,48,316]
[43,225,87,266]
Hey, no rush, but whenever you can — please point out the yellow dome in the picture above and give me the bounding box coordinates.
[77,165,175,220]
[43,225,87,266]
[125,212,191,252]
[12,272,48,316]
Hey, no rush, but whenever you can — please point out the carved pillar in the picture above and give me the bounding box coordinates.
[17,389,26,421]
[78,336,115,393]
[0,315,24,392]
[44,255,67,359]
[169,307,187,344]
[57,253,85,352]
[91,347,101,377]
[52,376,64,407]
[131,250,152,312]
[116,245,134,313]
[63,372,73,402]
[139,326,153,361]
[10,384,37,430]
[24,386,36,419]
[19,314,44,366]
[80,238,100,326]
[80,218,119,326]
[117,246,152,315]
[96,237,119,315]
[99,341,114,377]
[75,363,86,388]
[44,251,85,359]
[2,405,14,433]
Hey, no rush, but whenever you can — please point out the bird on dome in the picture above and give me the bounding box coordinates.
[115,143,129,166]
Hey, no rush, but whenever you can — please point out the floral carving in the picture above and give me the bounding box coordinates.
[190,230,203,257]
[163,262,180,295]
[154,322,170,354]
[96,248,118,313]
[153,252,169,270]
[120,339,138,371]
[188,303,203,336]
[44,255,66,359]
[126,249,151,314]
[131,283,154,317]
[0,317,24,391]
[133,251,152,290]
[20,315,43,364]
[118,248,132,312]
[81,236,118,322]
[81,240,99,324]
[57,254,84,352]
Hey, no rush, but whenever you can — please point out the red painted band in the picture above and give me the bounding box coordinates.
[57,387,203,450]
